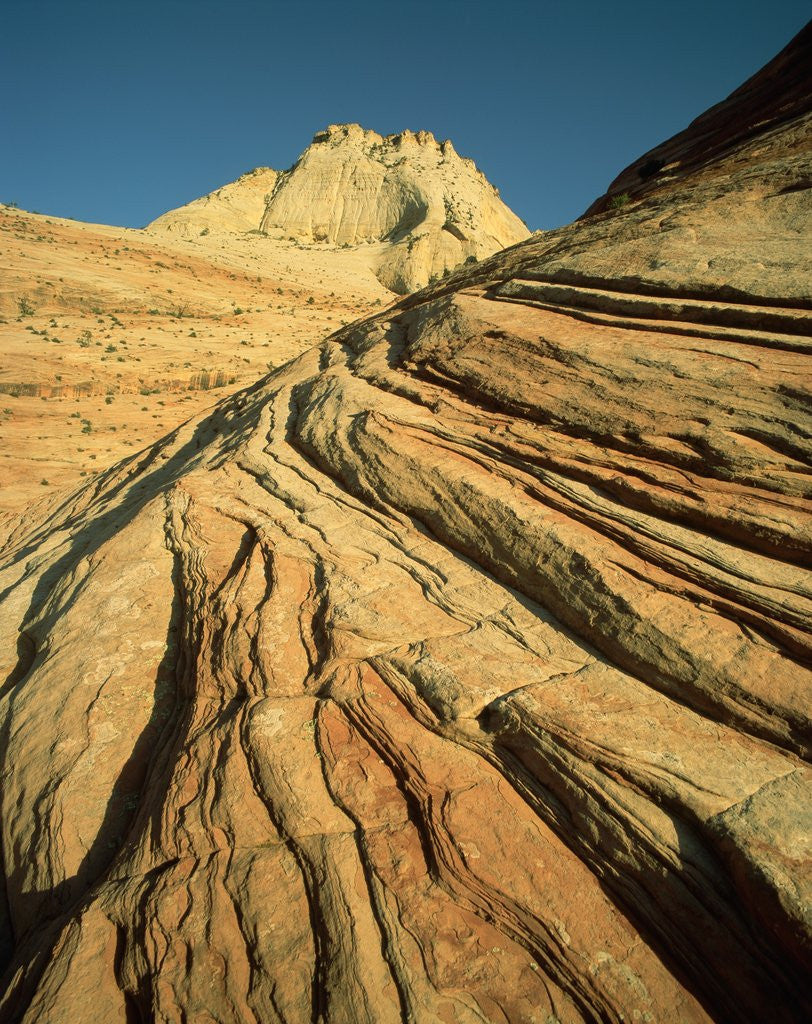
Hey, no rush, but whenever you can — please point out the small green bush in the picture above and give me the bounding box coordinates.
[609,192,631,210]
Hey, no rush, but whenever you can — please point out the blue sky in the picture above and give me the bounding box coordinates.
[1,1,808,230]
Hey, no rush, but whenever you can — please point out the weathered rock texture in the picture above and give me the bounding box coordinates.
[148,166,280,236]
[1,29,811,1024]
[150,124,530,292]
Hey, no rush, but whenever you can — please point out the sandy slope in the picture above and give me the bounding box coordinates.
[0,206,391,515]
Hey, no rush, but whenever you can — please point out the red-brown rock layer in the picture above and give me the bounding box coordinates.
[584,20,812,214]
[1,26,810,1024]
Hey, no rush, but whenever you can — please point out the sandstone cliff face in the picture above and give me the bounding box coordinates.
[1,31,811,1024]
[148,166,280,236]
[259,123,530,292]
[149,124,530,293]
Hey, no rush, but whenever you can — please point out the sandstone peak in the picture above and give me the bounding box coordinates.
[298,123,479,194]
[150,122,530,292]
[312,123,458,160]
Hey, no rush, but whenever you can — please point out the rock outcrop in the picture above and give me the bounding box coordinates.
[148,166,280,236]
[259,124,530,291]
[584,19,812,214]
[1,27,811,1024]
[149,124,530,292]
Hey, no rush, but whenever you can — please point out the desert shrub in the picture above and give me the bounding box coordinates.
[609,192,631,210]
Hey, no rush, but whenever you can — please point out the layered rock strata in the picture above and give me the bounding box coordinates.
[1,28,811,1024]
[149,124,530,292]
[259,124,529,291]
[585,20,812,214]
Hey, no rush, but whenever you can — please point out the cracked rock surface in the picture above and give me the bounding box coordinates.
[1,27,811,1024]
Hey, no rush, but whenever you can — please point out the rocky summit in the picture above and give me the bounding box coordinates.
[1,24,811,1024]
[149,123,530,292]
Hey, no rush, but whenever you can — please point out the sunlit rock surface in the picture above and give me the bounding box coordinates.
[1,26,810,1024]
[148,166,280,236]
[150,123,530,292]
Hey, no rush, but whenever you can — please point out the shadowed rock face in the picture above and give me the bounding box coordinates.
[584,20,812,215]
[1,29,811,1024]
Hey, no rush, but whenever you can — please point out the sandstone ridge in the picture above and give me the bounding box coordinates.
[150,122,530,292]
[585,20,812,214]
[148,166,280,236]
[1,27,811,1024]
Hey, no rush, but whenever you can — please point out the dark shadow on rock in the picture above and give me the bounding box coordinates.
[0,375,278,1015]
[477,720,811,1024]
[0,549,184,1019]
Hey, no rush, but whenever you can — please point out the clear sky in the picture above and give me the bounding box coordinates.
[1,1,809,231]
